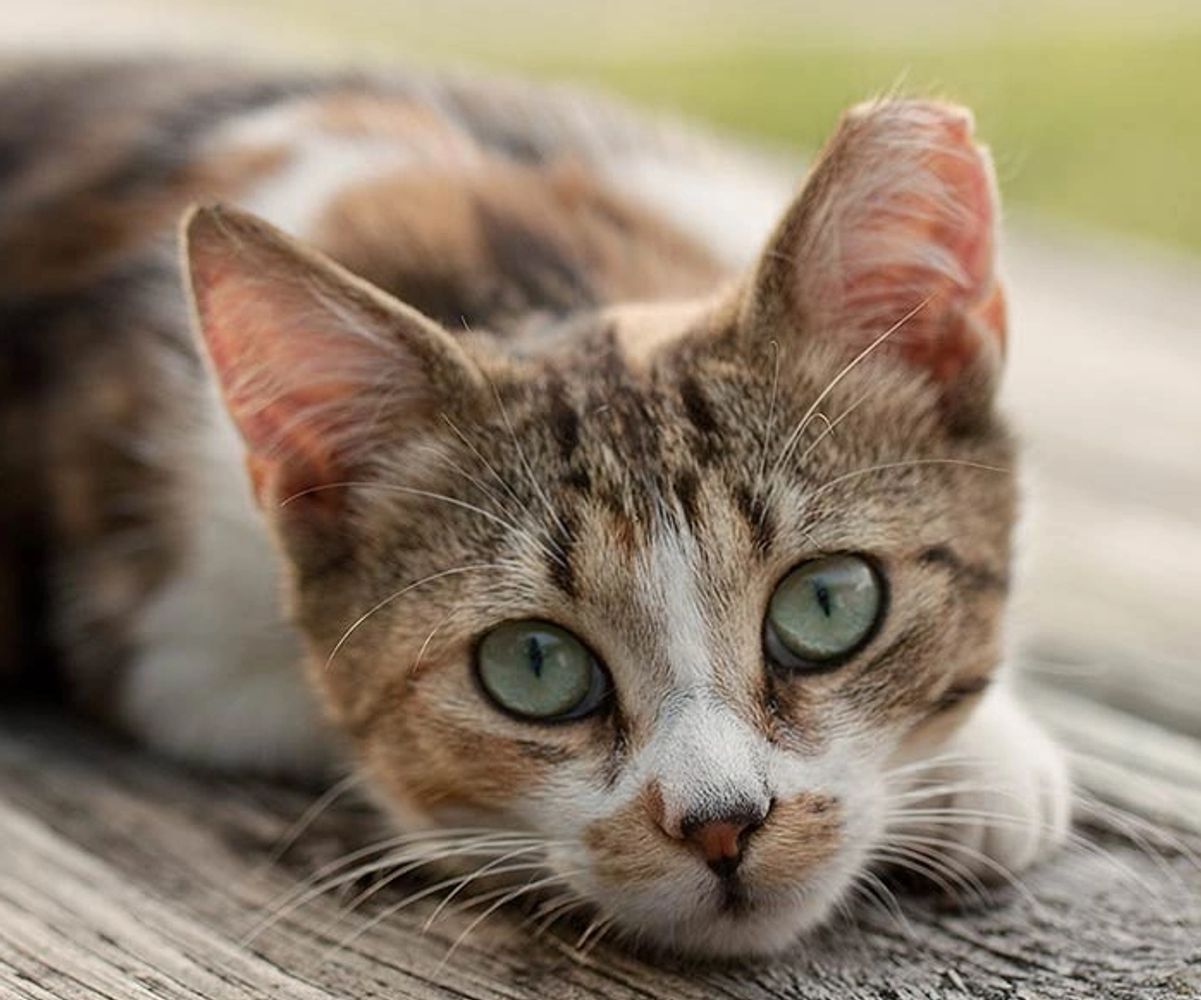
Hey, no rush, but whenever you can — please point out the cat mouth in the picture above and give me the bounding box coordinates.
[713,872,753,916]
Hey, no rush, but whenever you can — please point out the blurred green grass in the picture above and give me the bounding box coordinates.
[214,0,1201,254]
[516,34,1201,253]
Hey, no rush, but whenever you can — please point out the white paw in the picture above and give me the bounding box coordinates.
[890,689,1071,887]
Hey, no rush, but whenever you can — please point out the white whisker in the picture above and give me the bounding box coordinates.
[421,843,554,931]
[768,296,931,483]
[248,830,542,942]
[262,773,361,869]
[487,379,572,559]
[434,870,586,972]
[324,563,497,671]
[319,858,566,964]
[754,337,783,496]
[880,832,1036,906]
[811,458,1008,500]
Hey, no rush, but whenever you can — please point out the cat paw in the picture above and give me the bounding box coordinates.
[893,689,1071,887]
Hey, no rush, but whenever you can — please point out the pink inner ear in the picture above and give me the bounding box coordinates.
[800,102,1006,385]
[186,205,481,515]
[216,340,355,510]
[188,229,400,511]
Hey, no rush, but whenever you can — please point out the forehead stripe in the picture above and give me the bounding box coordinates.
[641,529,713,688]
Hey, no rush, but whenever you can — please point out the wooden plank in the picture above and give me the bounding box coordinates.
[1,706,1197,999]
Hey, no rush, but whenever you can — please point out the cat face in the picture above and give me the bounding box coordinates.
[184,99,1015,957]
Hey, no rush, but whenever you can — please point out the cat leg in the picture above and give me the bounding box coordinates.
[116,631,337,779]
[900,685,1071,884]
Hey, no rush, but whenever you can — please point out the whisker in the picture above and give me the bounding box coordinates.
[320,859,567,964]
[326,840,553,929]
[1075,791,1201,872]
[868,845,987,904]
[412,608,455,673]
[420,429,570,570]
[885,810,1164,901]
[441,414,532,520]
[486,379,572,559]
[795,387,872,465]
[296,827,522,884]
[421,843,555,931]
[754,337,783,496]
[282,479,556,562]
[433,870,586,973]
[324,563,498,671]
[529,894,592,938]
[882,751,1004,778]
[768,296,931,483]
[847,868,913,936]
[410,442,515,523]
[879,832,1036,906]
[811,458,1008,500]
[262,773,361,869]
[248,831,542,942]
[577,914,617,957]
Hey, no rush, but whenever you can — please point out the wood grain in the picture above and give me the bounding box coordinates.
[1,703,1197,1000]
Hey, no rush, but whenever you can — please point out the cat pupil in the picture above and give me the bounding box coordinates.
[814,581,833,618]
[526,635,545,678]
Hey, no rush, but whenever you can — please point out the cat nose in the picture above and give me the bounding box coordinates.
[679,802,772,876]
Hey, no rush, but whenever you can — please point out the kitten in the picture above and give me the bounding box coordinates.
[0,60,1069,958]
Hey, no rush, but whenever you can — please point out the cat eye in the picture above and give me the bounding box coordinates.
[764,554,884,670]
[475,620,610,722]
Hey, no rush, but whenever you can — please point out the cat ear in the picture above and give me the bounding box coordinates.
[182,203,484,513]
[742,99,1006,420]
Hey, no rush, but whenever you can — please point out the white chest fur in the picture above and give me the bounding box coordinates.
[118,382,335,776]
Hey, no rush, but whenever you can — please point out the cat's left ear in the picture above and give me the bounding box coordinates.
[182,204,485,518]
[741,99,1006,423]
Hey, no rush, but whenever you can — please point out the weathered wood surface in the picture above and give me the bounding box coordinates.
[2,4,1200,997]
[1,696,1198,1000]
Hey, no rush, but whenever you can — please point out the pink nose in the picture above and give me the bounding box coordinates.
[679,806,770,876]
[685,819,748,865]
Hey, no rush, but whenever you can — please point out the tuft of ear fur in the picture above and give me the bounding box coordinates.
[181,203,484,514]
[743,99,1006,418]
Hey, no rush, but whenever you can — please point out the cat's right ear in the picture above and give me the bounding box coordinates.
[181,204,484,517]
[741,99,1006,424]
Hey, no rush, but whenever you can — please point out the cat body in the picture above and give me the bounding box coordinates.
[0,59,1068,958]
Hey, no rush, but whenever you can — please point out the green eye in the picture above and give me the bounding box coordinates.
[765,554,884,669]
[476,620,609,721]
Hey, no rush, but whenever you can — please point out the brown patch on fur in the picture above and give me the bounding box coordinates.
[312,160,724,334]
[742,792,842,888]
[584,782,674,885]
[0,261,193,711]
[352,647,591,815]
[307,94,477,159]
[642,779,666,830]
[0,58,296,297]
[4,142,287,297]
[759,676,828,756]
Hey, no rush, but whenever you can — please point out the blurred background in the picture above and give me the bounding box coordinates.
[5,0,1200,733]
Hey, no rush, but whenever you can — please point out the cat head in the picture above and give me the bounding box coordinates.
[183,98,1014,958]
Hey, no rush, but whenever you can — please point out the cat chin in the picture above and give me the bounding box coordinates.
[606,889,839,961]
[585,863,855,961]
